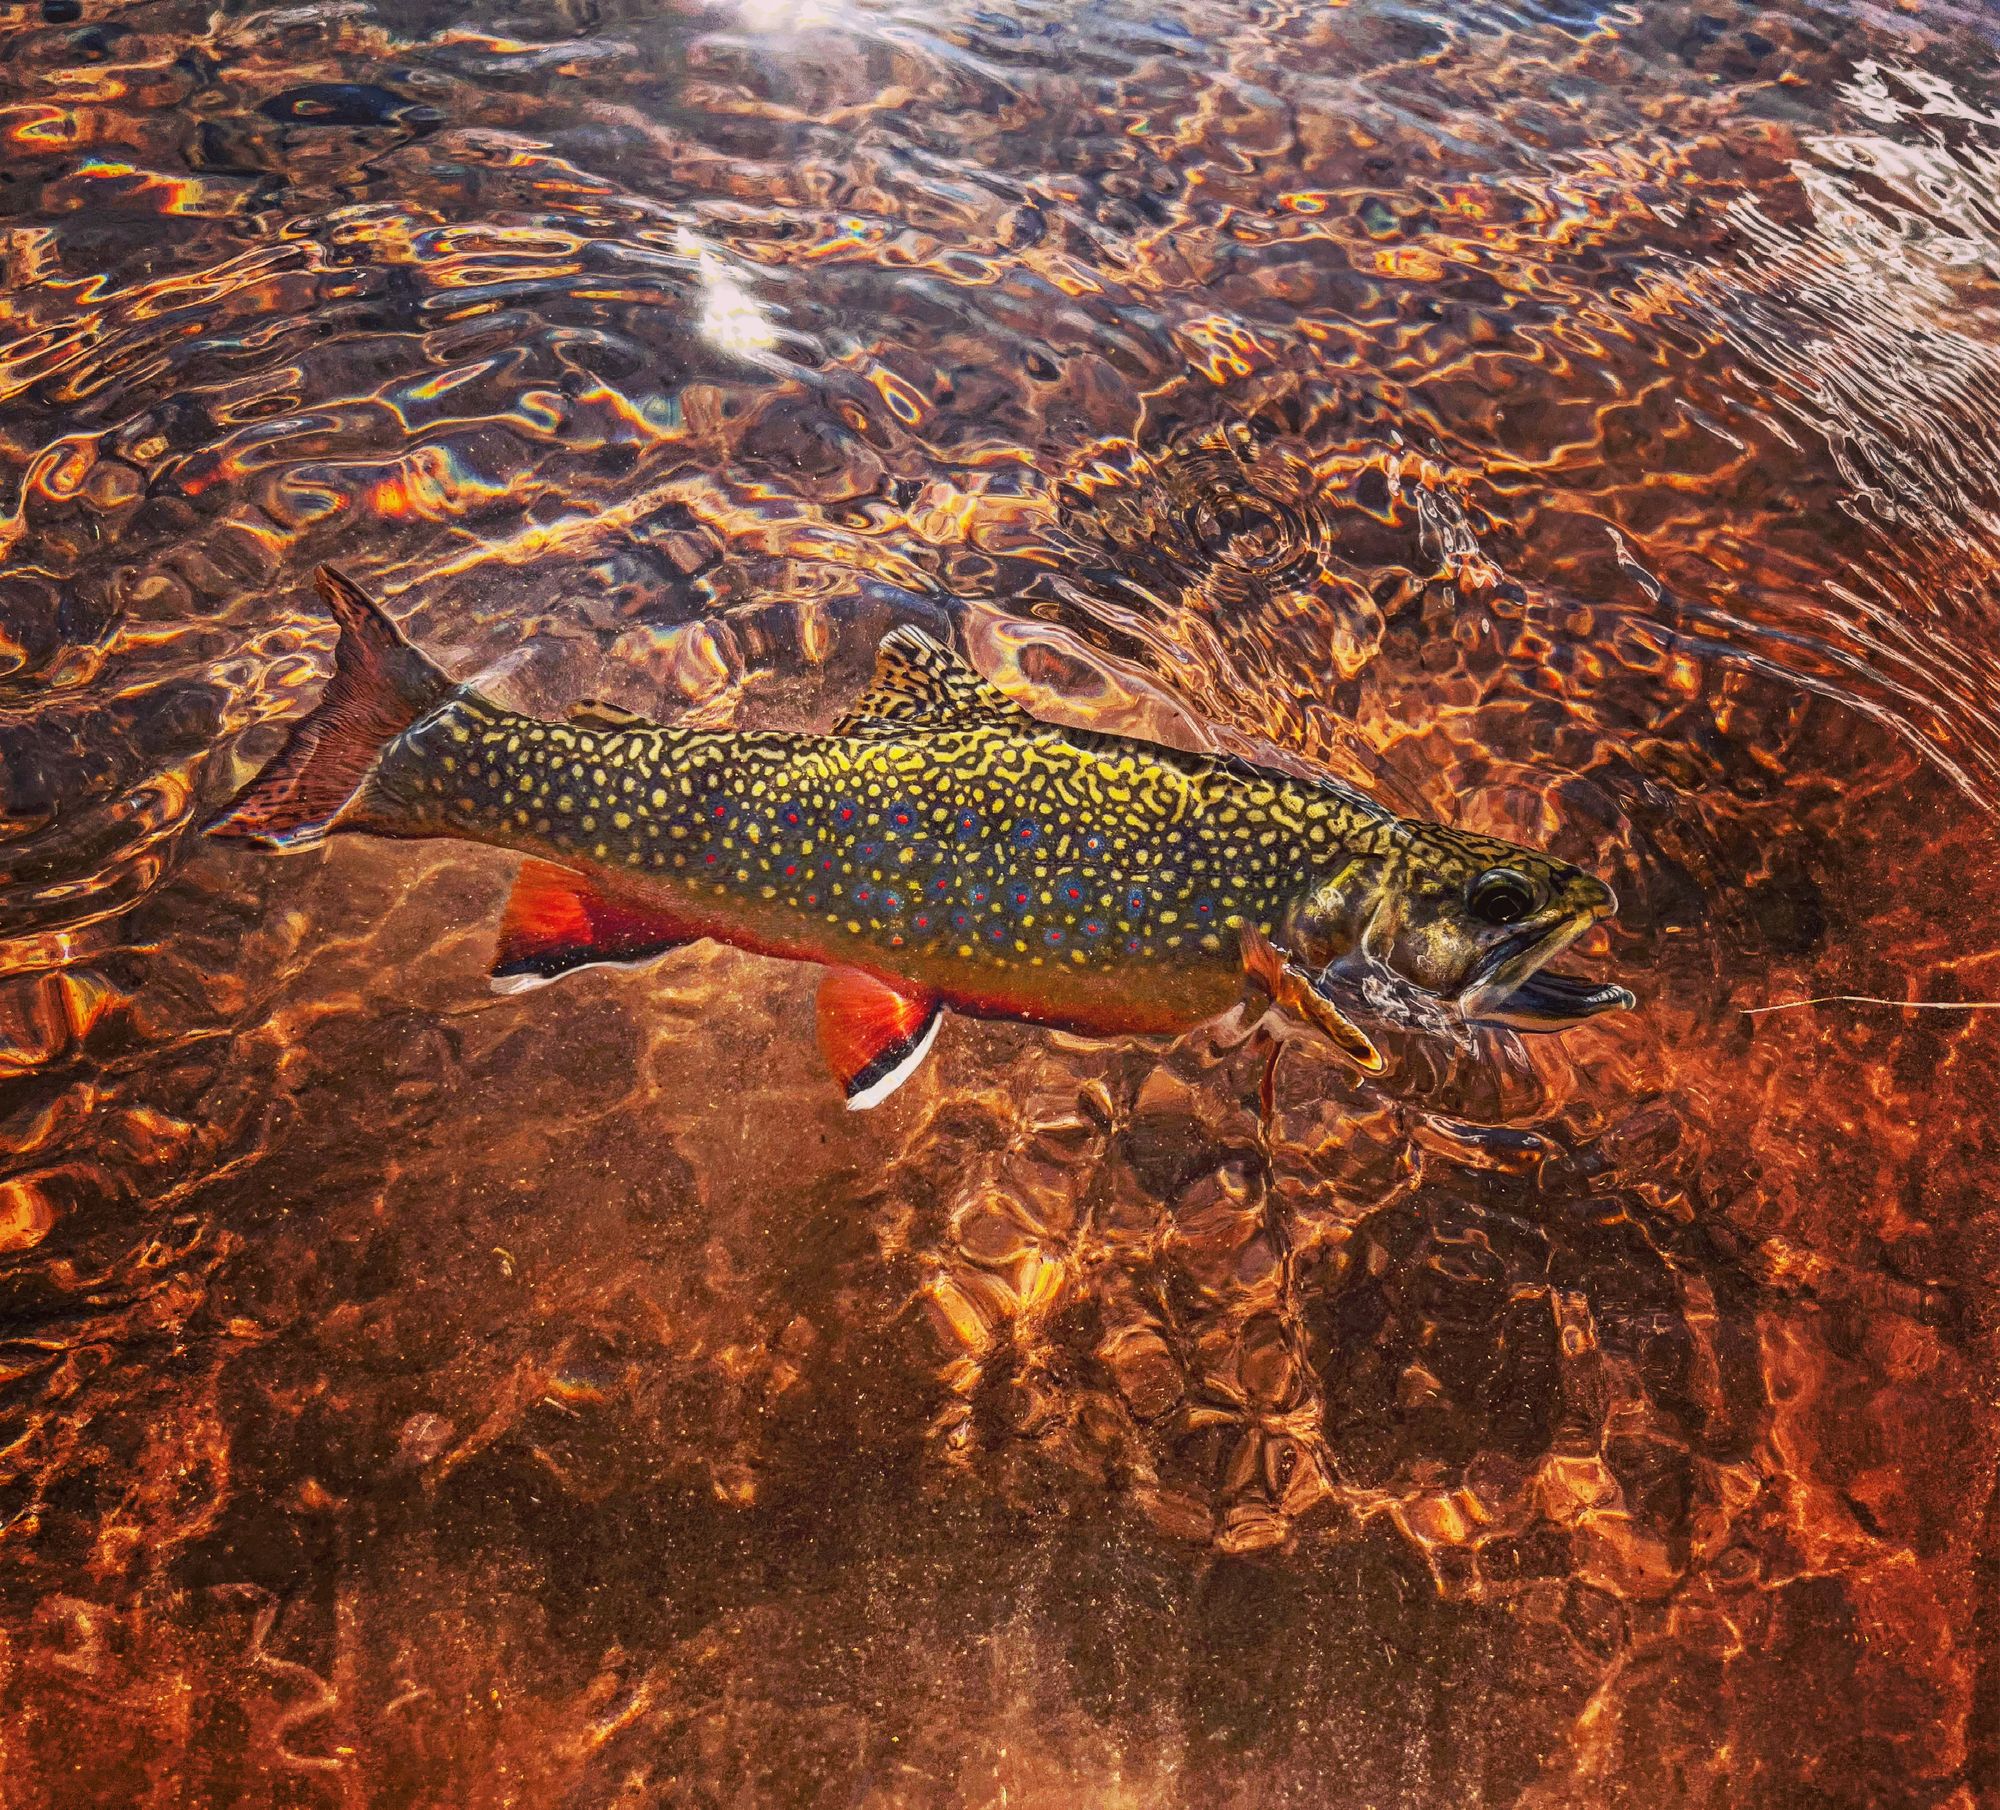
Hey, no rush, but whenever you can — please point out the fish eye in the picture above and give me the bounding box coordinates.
[1467,867,1539,926]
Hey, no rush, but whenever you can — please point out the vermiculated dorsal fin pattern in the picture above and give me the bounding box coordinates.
[835,626,1036,738]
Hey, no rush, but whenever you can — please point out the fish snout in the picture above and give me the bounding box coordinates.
[1571,873,1618,922]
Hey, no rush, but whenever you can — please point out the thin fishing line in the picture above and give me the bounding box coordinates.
[1745,994,2000,1015]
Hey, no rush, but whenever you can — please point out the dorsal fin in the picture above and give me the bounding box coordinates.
[835,626,1036,738]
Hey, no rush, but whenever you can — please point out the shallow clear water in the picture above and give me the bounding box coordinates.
[2,0,1999,1802]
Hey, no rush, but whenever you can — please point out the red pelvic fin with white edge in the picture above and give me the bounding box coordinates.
[815,968,943,1109]
[491,859,700,991]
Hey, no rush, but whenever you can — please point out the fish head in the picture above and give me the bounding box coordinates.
[1284,822,1635,1031]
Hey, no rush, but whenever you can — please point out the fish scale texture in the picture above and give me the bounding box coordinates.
[372,682,1393,1029]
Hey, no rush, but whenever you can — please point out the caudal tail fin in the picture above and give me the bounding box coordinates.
[206,565,453,849]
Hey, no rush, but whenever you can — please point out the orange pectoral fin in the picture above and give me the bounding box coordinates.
[491,858,701,992]
[815,968,943,1110]
[1238,924,1383,1073]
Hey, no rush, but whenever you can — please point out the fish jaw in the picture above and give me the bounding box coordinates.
[1470,969,1637,1031]
[1455,905,1634,1031]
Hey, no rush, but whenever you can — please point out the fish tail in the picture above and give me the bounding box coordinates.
[205,564,454,849]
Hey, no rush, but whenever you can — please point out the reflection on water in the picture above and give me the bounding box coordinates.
[2,0,1998,1802]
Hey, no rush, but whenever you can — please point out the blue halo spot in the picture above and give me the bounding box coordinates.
[987,923,1007,941]
[954,808,981,841]
[879,888,904,914]
[1006,882,1033,912]
[887,801,917,833]
[1082,831,1106,856]
[967,881,993,908]
[835,802,858,824]
[857,840,881,861]
[1013,821,1040,847]
[781,806,803,827]
[1082,918,1106,938]
[855,884,875,906]
[1193,895,1217,920]
[951,909,972,931]
[1044,927,1065,946]
[1122,885,1148,916]
[1125,934,1143,953]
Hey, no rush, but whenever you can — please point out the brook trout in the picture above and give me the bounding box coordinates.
[210,567,1634,1107]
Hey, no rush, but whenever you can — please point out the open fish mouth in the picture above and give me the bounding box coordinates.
[1457,914,1636,1032]
[1470,966,1637,1030]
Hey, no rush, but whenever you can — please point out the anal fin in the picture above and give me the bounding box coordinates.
[492,858,700,992]
[816,968,943,1110]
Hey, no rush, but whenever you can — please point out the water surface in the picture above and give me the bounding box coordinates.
[2,0,1998,1803]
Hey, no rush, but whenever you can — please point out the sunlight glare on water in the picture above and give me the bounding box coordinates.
[735,0,856,32]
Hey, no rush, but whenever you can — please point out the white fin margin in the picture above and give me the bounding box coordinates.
[489,955,658,995]
[845,1008,943,1111]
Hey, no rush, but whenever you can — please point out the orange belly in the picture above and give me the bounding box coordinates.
[562,860,1245,1038]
